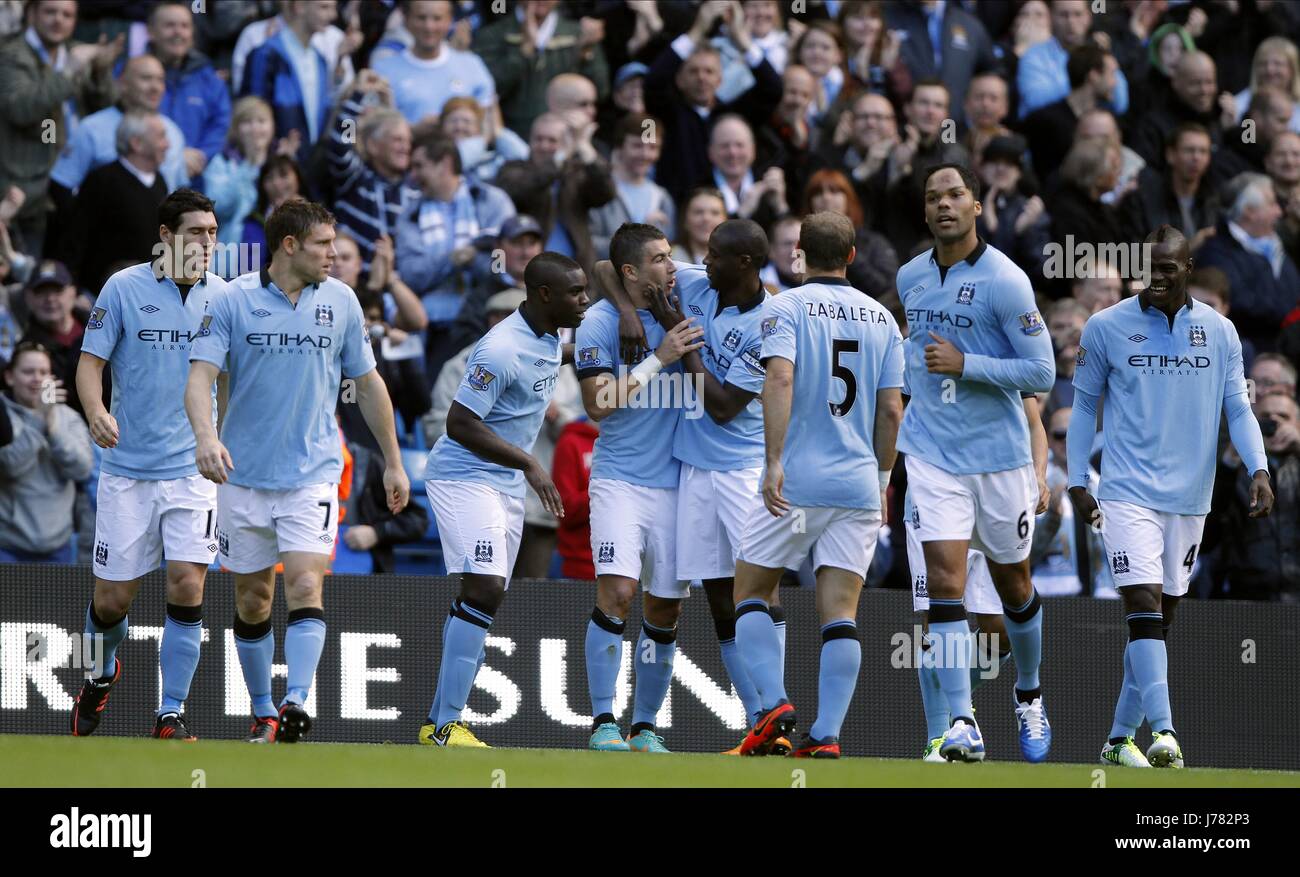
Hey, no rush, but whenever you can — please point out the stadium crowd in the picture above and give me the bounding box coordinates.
[0,0,1297,601]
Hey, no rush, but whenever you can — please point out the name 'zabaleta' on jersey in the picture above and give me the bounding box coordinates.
[423,306,563,497]
[189,268,376,491]
[670,261,770,471]
[81,262,227,481]
[759,277,904,511]
[896,240,1055,475]
[1072,296,1259,515]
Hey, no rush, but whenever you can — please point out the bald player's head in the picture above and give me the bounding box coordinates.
[705,218,769,293]
[799,212,856,273]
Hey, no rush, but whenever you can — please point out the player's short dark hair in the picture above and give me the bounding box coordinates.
[1165,121,1211,152]
[910,77,950,104]
[1066,44,1108,90]
[923,162,981,201]
[610,222,668,276]
[158,188,215,232]
[401,0,453,13]
[712,218,770,266]
[524,251,582,295]
[412,132,462,175]
[265,199,335,254]
[1145,224,1187,249]
[799,212,856,271]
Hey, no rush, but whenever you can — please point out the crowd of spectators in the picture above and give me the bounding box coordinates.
[0,0,1297,601]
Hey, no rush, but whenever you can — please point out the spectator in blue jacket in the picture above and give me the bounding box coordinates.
[238,0,336,166]
[1198,172,1300,355]
[1017,0,1127,119]
[142,1,232,181]
[885,0,1000,123]
[395,132,513,382]
[204,96,276,252]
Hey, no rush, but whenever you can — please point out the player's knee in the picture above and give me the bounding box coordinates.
[283,573,323,608]
[93,583,133,620]
[166,572,205,607]
[460,574,506,615]
[644,596,682,628]
[596,578,636,619]
[235,588,273,623]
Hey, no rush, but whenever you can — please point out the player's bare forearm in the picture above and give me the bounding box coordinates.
[580,369,657,421]
[1024,394,1048,483]
[75,353,107,422]
[185,361,222,445]
[446,401,537,471]
[354,369,403,467]
[561,343,575,366]
[680,349,740,423]
[873,388,903,472]
[762,358,794,465]
[216,371,230,432]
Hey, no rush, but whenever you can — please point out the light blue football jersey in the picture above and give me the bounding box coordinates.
[670,261,769,471]
[189,268,376,490]
[574,297,682,489]
[423,306,563,497]
[759,276,905,510]
[1071,295,1263,515]
[896,240,1055,475]
[81,263,226,481]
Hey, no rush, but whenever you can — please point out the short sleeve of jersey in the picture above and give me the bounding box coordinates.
[880,316,905,389]
[189,286,232,367]
[80,278,123,360]
[1072,315,1108,397]
[340,293,378,379]
[991,263,1046,340]
[724,336,766,395]
[575,308,618,379]
[453,336,515,419]
[759,296,798,365]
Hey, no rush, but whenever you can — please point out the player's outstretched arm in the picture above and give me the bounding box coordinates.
[760,356,794,516]
[185,360,233,484]
[75,352,118,449]
[446,401,563,517]
[354,369,410,514]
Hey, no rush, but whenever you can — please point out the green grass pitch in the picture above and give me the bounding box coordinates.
[4,735,1298,787]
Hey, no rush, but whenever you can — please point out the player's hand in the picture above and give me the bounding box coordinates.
[617,306,649,366]
[924,331,964,376]
[526,460,564,518]
[344,524,379,550]
[1248,470,1274,518]
[88,410,120,449]
[1068,486,1102,532]
[647,284,686,332]
[383,464,410,515]
[196,436,234,484]
[762,460,790,516]
[655,318,705,366]
[1035,471,1050,515]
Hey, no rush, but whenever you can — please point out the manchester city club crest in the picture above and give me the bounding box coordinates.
[1111,551,1130,575]
[467,365,497,391]
[474,540,494,563]
[956,282,976,305]
[598,542,615,564]
[1189,325,1207,347]
[315,304,334,327]
[722,327,742,351]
